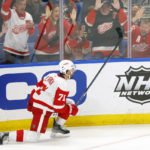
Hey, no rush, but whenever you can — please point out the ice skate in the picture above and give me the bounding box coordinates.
[51,119,70,137]
[0,132,9,145]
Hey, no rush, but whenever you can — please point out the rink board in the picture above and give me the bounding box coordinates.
[1,114,150,131]
[1,59,150,131]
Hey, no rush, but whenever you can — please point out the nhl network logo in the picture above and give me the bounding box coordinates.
[114,66,150,105]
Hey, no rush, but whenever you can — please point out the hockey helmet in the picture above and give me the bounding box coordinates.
[59,60,76,74]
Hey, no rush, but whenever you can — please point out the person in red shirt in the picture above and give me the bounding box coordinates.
[35,3,77,62]
[65,24,91,60]
[131,18,150,58]
[0,60,78,144]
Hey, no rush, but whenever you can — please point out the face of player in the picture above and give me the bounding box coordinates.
[52,7,60,22]
[66,68,75,80]
[140,21,150,37]
[15,0,27,15]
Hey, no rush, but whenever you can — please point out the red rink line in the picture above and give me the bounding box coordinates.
[84,133,150,150]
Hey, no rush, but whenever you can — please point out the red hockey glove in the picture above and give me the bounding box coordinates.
[68,104,78,116]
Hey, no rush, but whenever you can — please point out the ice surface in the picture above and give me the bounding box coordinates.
[1,124,150,150]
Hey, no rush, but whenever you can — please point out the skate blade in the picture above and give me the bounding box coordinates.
[50,132,70,138]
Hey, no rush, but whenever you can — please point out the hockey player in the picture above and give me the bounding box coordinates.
[0,59,78,145]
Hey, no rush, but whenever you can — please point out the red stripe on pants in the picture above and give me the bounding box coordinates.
[16,130,24,142]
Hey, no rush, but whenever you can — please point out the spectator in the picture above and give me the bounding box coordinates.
[26,0,45,24]
[131,18,150,58]
[84,0,127,59]
[119,5,145,58]
[65,24,91,60]
[1,0,35,64]
[34,3,77,62]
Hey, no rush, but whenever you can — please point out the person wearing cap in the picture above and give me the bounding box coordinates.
[84,0,127,59]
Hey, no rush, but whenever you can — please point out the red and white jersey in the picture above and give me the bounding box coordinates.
[35,16,76,54]
[85,8,127,56]
[132,25,150,58]
[1,0,35,56]
[31,73,69,112]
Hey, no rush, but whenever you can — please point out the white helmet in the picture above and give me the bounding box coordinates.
[59,60,76,74]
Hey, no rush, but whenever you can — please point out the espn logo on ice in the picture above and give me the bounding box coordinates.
[114,66,150,105]
[0,69,87,110]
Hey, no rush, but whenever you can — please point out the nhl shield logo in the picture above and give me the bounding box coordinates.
[115,66,150,105]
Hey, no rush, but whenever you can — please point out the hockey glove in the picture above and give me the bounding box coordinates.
[68,104,78,116]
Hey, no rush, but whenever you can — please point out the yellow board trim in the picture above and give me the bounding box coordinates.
[1,114,150,131]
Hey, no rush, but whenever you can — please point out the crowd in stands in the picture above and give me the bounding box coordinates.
[0,0,150,64]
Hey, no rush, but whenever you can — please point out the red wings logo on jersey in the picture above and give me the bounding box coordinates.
[12,24,27,34]
[48,31,57,39]
[97,22,113,34]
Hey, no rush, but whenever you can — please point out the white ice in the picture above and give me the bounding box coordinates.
[1,124,150,150]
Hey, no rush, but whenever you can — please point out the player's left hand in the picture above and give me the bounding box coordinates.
[68,104,78,116]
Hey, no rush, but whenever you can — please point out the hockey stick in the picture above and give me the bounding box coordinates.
[76,27,123,106]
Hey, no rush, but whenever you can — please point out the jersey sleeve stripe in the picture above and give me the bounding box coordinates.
[1,9,9,15]
[85,17,93,27]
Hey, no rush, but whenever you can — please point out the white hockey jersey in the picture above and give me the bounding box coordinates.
[31,73,69,112]
[1,8,34,55]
